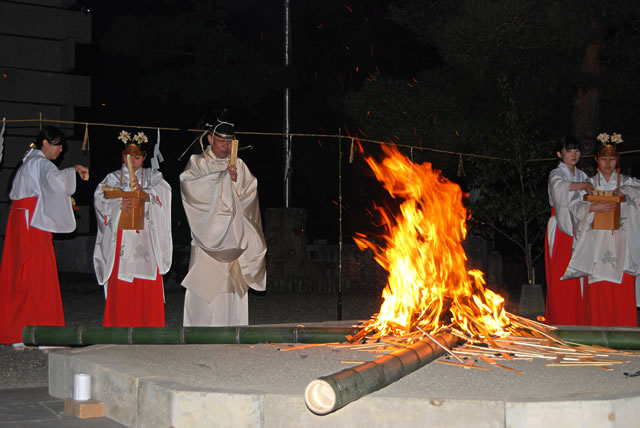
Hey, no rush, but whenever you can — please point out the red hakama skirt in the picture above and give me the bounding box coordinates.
[0,197,65,345]
[102,230,165,327]
[544,217,584,325]
[584,273,637,327]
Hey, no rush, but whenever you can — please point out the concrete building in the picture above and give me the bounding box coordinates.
[0,0,92,271]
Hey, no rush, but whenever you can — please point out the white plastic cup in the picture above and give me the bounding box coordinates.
[72,373,91,401]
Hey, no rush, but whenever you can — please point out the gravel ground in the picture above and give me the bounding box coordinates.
[0,272,384,389]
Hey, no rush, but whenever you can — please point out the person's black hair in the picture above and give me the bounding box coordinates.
[34,126,65,149]
[554,136,581,153]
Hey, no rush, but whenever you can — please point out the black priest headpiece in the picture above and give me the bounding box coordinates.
[211,108,235,139]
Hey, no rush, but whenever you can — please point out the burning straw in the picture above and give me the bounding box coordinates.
[352,143,512,341]
[304,144,638,415]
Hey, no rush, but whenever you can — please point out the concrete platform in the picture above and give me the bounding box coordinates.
[48,324,640,428]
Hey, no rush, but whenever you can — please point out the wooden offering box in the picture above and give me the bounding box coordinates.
[104,190,150,230]
[584,194,626,230]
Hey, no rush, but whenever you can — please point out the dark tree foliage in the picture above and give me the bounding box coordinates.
[343,0,640,283]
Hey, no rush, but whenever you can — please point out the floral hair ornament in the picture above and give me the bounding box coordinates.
[118,130,147,156]
[596,132,623,188]
[596,132,622,157]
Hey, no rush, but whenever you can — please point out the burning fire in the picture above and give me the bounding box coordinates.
[354,144,511,339]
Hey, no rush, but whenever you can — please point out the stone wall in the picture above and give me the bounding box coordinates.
[263,207,501,294]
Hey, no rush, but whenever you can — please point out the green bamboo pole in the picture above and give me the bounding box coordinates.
[304,332,461,415]
[553,327,640,350]
[22,326,360,346]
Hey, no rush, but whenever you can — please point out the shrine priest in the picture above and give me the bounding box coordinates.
[180,110,266,326]
[93,131,172,327]
[563,133,640,326]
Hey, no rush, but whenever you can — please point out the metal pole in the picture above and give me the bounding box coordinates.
[283,0,292,207]
[337,129,343,320]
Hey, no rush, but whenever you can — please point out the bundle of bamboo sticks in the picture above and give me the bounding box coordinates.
[278,312,639,374]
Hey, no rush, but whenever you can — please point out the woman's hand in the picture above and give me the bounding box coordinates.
[570,181,594,194]
[74,164,89,181]
[130,176,141,192]
[121,196,137,216]
[590,202,617,213]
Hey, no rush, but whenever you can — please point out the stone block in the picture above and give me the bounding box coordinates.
[0,2,91,43]
[0,35,75,71]
[1,69,90,106]
[264,207,308,262]
[506,400,622,428]
[49,347,143,427]
[519,283,545,317]
[264,394,504,428]
[138,380,264,428]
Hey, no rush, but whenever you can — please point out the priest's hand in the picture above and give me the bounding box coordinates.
[228,165,238,182]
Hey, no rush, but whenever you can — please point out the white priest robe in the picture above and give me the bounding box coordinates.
[93,167,173,295]
[563,171,640,304]
[10,149,77,233]
[180,146,266,326]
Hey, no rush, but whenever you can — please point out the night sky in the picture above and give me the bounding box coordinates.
[65,1,640,270]
[71,0,431,244]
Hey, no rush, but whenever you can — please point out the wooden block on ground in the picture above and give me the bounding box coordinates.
[64,399,105,419]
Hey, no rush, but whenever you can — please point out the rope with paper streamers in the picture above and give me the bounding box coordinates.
[4,118,640,165]
[0,118,6,164]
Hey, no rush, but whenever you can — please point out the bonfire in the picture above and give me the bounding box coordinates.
[351,143,519,343]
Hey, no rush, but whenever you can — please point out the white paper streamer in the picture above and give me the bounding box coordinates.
[151,127,164,170]
[0,117,5,164]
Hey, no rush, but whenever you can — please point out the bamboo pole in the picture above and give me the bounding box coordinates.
[553,328,640,350]
[304,332,461,415]
[22,326,360,346]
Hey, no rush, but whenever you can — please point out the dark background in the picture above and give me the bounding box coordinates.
[62,0,640,288]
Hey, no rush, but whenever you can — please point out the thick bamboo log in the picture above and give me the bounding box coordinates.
[554,327,640,350]
[304,332,461,415]
[22,326,359,346]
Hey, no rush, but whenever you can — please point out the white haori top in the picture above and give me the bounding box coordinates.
[9,149,77,233]
[546,162,588,256]
[563,171,640,287]
[93,167,172,294]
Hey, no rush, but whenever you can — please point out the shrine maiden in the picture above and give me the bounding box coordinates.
[544,136,593,325]
[563,133,640,326]
[0,126,88,345]
[93,131,172,327]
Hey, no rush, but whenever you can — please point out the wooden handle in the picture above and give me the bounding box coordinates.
[126,154,135,188]
[230,139,238,167]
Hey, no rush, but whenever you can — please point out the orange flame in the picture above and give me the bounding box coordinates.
[354,144,510,338]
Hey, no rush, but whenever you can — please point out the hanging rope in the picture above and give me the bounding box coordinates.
[9,117,639,162]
